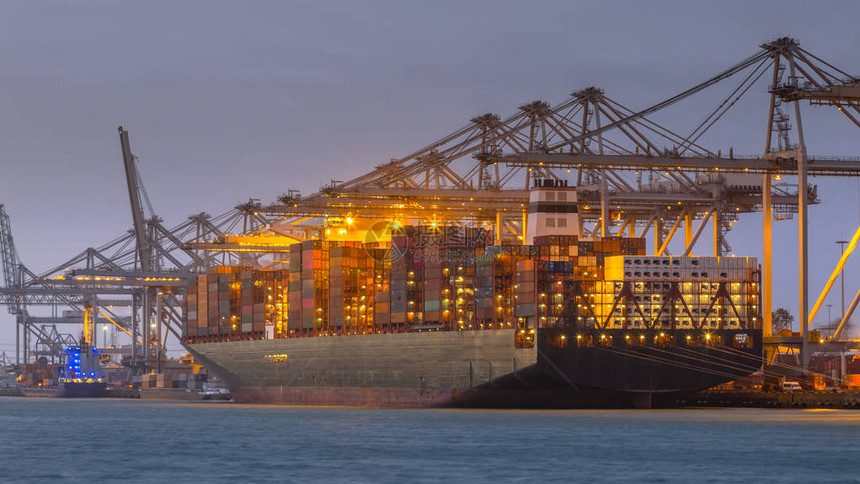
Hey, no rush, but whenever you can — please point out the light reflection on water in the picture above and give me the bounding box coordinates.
[1,397,858,483]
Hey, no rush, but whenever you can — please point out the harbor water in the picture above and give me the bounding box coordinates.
[1,397,858,483]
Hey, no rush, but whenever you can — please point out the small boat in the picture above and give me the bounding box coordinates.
[199,381,232,400]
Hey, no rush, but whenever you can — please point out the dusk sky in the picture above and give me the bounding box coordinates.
[0,1,858,354]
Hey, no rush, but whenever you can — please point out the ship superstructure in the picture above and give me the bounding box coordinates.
[57,342,106,398]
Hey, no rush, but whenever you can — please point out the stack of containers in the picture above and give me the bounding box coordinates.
[533,234,578,263]
[572,254,760,331]
[528,237,644,331]
[374,289,390,326]
[184,232,668,341]
[479,237,610,330]
[620,237,647,255]
[600,256,755,282]
[371,247,391,329]
[573,244,603,281]
[389,228,414,326]
[600,236,623,259]
[411,226,492,329]
[186,280,197,338]
[328,243,370,333]
[211,269,288,339]
[197,266,243,338]
[422,243,446,326]
[253,270,264,334]
[366,247,388,331]
[288,244,303,332]
[207,269,219,335]
[462,228,492,328]
[217,270,232,335]
[252,269,279,335]
[515,259,536,322]
[272,270,289,337]
[535,260,575,329]
[240,269,253,333]
[329,245,348,329]
[451,247,478,329]
[186,265,282,341]
[355,247,377,333]
[216,268,230,335]
[390,227,423,326]
[229,270,241,334]
[494,247,534,327]
[197,275,208,336]
[745,262,760,328]
[716,256,756,281]
[515,259,537,347]
[407,243,424,326]
[301,240,331,331]
[475,250,495,322]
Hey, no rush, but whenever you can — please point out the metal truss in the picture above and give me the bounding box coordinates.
[251,39,859,254]
[252,53,821,249]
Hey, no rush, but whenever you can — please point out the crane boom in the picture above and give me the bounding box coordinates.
[0,204,22,315]
[118,126,151,271]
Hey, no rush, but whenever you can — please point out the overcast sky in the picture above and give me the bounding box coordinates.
[0,1,858,355]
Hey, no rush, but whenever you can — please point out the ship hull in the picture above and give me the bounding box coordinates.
[538,328,763,394]
[57,381,107,398]
[185,328,762,408]
[186,329,537,407]
[20,387,59,398]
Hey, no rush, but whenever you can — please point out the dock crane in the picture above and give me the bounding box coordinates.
[119,126,153,273]
[118,126,163,370]
[0,203,26,364]
[115,126,213,371]
[0,204,79,364]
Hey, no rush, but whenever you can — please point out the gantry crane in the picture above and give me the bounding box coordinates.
[1,38,859,373]
[0,133,283,368]
[238,38,860,368]
[0,204,83,364]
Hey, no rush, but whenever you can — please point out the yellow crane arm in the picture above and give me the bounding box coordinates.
[809,224,860,325]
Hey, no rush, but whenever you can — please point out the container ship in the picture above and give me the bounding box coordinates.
[183,180,762,408]
[19,343,107,398]
[56,342,107,397]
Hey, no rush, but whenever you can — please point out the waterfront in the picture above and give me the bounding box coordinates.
[1,398,859,482]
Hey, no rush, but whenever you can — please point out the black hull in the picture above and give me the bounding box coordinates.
[538,328,763,393]
[57,381,107,398]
